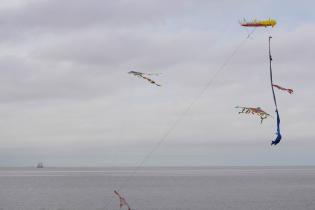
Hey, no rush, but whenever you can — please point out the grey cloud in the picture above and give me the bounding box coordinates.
[0,0,259,42]
[0,0,314,166]
[32,28,218,67]
[0,0,213,29]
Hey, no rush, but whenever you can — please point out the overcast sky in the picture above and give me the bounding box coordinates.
[0,0,314,166]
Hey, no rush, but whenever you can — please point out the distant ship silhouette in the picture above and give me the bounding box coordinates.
[36,162,44,168]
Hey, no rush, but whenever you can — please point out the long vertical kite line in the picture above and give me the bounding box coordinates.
[269,36,282,146]
[119,31,255,185]
[104,25,256,210]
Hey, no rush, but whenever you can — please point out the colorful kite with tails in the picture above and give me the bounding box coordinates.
[238,19,293,145]
[235,106,271,123]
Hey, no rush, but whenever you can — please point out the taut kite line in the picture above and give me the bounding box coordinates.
[128,71,161,87]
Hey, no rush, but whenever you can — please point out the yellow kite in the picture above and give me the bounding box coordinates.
[240,18,277,28]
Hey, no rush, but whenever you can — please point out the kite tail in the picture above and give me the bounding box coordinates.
[269,36,282,146]
[271,110,282,145]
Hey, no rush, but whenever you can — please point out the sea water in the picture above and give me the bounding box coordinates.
[0,167,315,210]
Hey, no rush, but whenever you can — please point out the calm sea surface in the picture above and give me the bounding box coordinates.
[0,167,315,210]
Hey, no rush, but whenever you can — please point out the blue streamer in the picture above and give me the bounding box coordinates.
[271,110,282,145]
[269,36,282,146]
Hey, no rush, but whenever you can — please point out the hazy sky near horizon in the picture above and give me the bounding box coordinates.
[0,0,314,166]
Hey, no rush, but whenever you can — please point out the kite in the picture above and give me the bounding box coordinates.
[235,106,271,123]
[240,18,277,28]
[269,36,282,145]
[128,71,161,87]
[272,84,293,94]
[114,190,131,210]
[238,19,288,145]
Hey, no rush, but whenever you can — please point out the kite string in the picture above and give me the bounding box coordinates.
[269,35,282,146]
[269,36,278,110]
[105,29,256,210]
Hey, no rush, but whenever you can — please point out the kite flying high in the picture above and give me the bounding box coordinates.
[235,106,271,123]
[240,18,277,28]
[237,18,292,146]
[128,71,161,87]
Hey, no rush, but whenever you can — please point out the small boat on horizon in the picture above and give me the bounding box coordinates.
[36,162,44,168]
